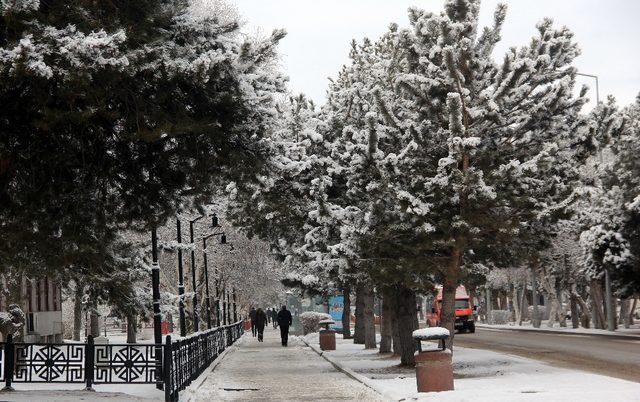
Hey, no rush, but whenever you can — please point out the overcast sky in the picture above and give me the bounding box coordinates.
[232,0,640,110]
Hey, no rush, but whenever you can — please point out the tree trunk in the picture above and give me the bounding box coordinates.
[126,314,137,343]
[342,286,352,339]
[379,288,393,353]
[573,291,591,328]
[391,288,401,355]
[629,298,637,325]
[590,279,606,329]
[511,281,521,325]
[441,249,462,350]
[517,281,526,326]
[89,310,100,338]
[570,286,580,329]
[72,282,84,341]
[619,298,630,329]
[485,288,492,323]
[353,284,365,344]
[531,263,541,328]
[395,286,418,366]
[362,286,376,349]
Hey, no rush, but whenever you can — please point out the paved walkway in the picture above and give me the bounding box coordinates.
[191,327,385,401]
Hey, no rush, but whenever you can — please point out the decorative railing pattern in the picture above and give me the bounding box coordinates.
[164,322,243,402]
[15,343,85,383]
[95,344,158,384]
[0,321,244,402]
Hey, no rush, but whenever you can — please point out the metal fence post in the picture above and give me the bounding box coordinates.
[163,335,172,402]
[3,334,14,390]
[85,335,94,390]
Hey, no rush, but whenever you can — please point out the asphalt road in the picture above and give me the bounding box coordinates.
[454,327,640,383]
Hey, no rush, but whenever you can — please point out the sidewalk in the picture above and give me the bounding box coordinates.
[302,332,640,402]
[187,327,385,401]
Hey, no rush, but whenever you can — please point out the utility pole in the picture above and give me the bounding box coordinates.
[233,287,238,323]
[203,229,226,328]
[176,219,186,337]
[202,237,213,329]
[151,227,163,390]
[578,72,615,332]
[188,216,204,331]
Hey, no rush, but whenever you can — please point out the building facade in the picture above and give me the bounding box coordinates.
[0,275,63,342]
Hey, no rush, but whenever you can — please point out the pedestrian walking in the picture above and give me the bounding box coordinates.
[271,308,278,329]
[277,305,292,346]
[249,306,257,337]
[255,308,268,342]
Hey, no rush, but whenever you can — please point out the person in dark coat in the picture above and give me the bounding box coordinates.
[249,307,257,337]
[276,305,293,346]
[255,308,268,342]
[271,308,278,329]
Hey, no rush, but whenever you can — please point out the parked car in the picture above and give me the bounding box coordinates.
[426,285,476,333]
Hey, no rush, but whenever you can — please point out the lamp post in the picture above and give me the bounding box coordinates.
[150,227,163,390]
[577,72,616,332]
[188,216,204,331]
[202,230,226,329]
[227,290,233,324]
[233,288,238,323]
[222,286,227,326]
[215,278,221,326]
[176,219,186,337]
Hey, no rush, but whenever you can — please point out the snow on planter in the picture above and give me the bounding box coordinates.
[412,327,450,340]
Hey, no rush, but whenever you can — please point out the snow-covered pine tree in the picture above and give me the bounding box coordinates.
[0,1,285,286]
[580,96,640,303]
[361,0,590,349]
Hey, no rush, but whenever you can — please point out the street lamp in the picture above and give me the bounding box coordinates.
[175,219,186,337]
[202,231,225,329]
[232,287,238,323]
[576,72,600,105]
[150,227,162,389]
[226,288,231,325]
[577,72,616,332]
[187,215,205,331]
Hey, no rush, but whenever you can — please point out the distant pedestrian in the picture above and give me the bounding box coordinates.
[249,307,257,337]
[277,305,292,347]
[266,308,272,324]
[255,308,268,342]
[271,308,278,328]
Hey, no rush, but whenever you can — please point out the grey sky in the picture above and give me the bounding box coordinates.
[232,0,640,109]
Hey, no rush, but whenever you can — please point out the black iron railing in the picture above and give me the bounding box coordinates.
[164,321,244,401]
[1,321,244,402]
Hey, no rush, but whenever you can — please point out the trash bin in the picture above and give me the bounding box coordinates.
[319,319,336,351]
[243,320,251,331]
[412,327,454,393]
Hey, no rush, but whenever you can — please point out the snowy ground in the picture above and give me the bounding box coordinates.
[476,322,640,337]
[303,332,640,402]
[0,383,162,401]
[186,327,385,401]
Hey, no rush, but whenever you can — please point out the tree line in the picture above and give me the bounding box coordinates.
[226,0,640,365]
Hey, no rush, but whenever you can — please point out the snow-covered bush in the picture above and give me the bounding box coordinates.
[527,306,550,321]
[488,310,512,325]
[299,311,332,335]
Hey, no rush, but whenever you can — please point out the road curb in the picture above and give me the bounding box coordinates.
[298,336,396,402]
[476,324,640,340]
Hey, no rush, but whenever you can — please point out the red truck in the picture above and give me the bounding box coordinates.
[426,285,475,333]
